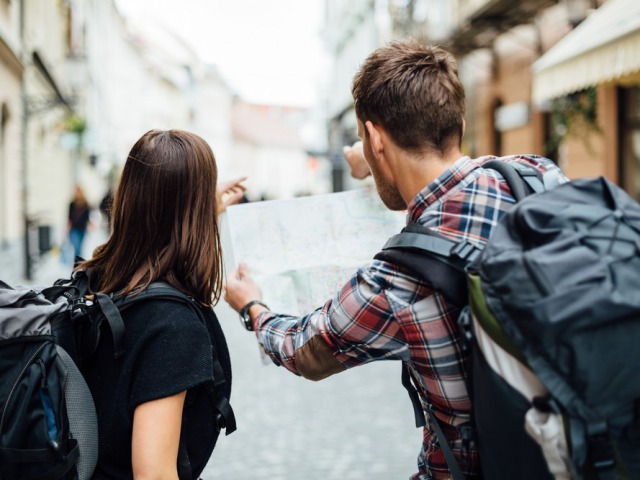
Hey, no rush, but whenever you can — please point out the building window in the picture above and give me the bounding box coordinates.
[491,98,503,157]
[619,86,640,201]
[542,112,559,163]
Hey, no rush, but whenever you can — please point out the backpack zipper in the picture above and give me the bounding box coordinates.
[37,357,61,445]
[0,341,48,436]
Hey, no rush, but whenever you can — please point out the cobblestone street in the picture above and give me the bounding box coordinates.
[203,301,421,480]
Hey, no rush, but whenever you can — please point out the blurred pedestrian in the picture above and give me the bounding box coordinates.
[224,40,567,480]
[67,185,92,261]
[76,129,245,478]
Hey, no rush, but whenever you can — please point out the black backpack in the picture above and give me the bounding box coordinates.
[0,271,236,480]
[376,161,640,479]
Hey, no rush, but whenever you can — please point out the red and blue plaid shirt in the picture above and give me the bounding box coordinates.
[255,154,566,479]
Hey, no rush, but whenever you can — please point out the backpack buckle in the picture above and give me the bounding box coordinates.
[47,439,66,461]
[450,241,480,262]
[457,307,473,352]
[70,298,88,318]
[532,395,561,414]
[215,412,226,432]
[586,421,615,472]
[459,423,473,460]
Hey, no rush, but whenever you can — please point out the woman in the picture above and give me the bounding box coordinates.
[67,185,92,260]
[78,130,245,479]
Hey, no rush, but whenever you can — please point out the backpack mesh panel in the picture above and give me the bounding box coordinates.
[56,346,98,480]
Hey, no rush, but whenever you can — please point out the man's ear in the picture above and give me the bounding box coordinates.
[365,121,384,159]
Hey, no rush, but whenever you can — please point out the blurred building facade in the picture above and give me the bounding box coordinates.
[529,0,640,200]
[0,0,238,281]
[82,3,235,175]
[0,0,22,255]
[445,0,640,203]
[322,0,391,192]
[2,0,330,281]
[321,0,640,201]
[230,101,331,200]
[0,0,89,281]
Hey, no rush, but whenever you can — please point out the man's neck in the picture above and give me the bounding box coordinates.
[394,147,464,205]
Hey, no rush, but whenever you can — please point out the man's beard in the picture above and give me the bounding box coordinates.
[362,136,407,211]
[370,169,406,211]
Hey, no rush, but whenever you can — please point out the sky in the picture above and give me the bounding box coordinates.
[115,0,328,107]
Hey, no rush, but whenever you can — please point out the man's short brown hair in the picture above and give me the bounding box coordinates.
[352,40,465,154]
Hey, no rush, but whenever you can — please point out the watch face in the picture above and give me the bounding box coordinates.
[240,313,253,331]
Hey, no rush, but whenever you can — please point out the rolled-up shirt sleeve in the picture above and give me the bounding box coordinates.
[254,260,423,380]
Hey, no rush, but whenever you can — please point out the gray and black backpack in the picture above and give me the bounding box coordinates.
[0,271,236,480]
[376,161,640,479]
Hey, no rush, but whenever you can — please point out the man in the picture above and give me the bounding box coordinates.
[224,40,565,479]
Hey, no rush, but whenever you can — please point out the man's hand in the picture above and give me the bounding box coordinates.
[217,177,247,214]
[224,262,263,314]
[342,141,371,180]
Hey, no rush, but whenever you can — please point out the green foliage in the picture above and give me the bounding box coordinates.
[62,114,87,135]
[548,86,600,153]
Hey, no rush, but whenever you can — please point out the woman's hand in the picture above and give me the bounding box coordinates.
[217,177,247,213]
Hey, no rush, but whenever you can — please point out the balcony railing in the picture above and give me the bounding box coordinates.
[445,0,559,55]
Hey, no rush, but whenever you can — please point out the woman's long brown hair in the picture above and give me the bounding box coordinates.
[77,129,224,306]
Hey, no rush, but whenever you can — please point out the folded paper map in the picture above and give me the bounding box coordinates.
[222,187,406,317]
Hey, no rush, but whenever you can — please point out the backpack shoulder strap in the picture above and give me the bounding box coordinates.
[112,282,207,358]
[115,283,238,436]
[482,159,545,200]
[382,224,468,265]
[402,363,466,480]
[375,159,548,304]
[111,285,203,360]
[375,223,476,307]
[94,292,126,359]
[114,282,198,315]
[115,283,226,383]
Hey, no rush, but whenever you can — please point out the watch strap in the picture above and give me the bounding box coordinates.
[239,299,269,331]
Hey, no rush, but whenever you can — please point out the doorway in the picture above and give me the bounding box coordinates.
[0,103,8,248]
[619,87,640,201]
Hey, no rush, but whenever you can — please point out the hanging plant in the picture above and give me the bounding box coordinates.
[547,86,600,153]
[61,113,87,136]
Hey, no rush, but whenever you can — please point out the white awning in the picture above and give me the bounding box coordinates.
[532,0,640,103]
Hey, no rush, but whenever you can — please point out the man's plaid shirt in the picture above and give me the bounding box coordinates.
[255,154,565,479]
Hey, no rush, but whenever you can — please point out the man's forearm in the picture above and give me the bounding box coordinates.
[256,311,346,380]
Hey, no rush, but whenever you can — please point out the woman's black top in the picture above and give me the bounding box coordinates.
[82,298,232,479]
